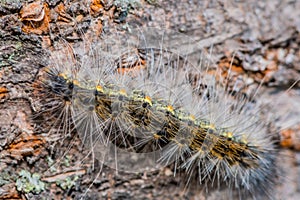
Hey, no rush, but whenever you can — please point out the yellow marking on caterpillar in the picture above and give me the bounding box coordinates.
[119,89,127,96]
[65,100,72,105]
[205,123,215,129]
[226,132,233,139]
[144,96,153,106]
[166,105,175,115]
[189,114,195,122]
[96,85,104,93]
[153,133,161,139]
[58,73,68,80]
[72,79,80,86]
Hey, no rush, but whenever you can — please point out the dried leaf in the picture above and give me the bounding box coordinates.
[20,1,50,34]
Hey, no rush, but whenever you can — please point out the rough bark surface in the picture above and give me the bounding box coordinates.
[1,0,300,199]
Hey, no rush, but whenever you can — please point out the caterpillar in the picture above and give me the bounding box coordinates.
[32,27,297,200]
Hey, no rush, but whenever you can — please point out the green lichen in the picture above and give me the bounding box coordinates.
[15,170,45,194]
[46,155,71,173]
[46,156,57,173]
[113,0,141,12]
[63,155,71,167]
[113,0,141,23]
[56,175,79,190]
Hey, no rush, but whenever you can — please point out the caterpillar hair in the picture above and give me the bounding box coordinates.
[32,27,299,200]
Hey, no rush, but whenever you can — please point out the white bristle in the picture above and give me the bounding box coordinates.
[33,27,300,200]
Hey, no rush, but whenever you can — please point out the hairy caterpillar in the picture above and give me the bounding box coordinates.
[32,27,298,200]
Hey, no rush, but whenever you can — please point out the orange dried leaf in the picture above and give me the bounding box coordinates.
[20,1,44,21]
[0,87,9,99]
[55,3,73,23]
[280,129,293,148]
[90,0,104,15]
[280,125,300,150]
[20,1,50,34]
[0,183,21,199]
[8,132,46,159]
